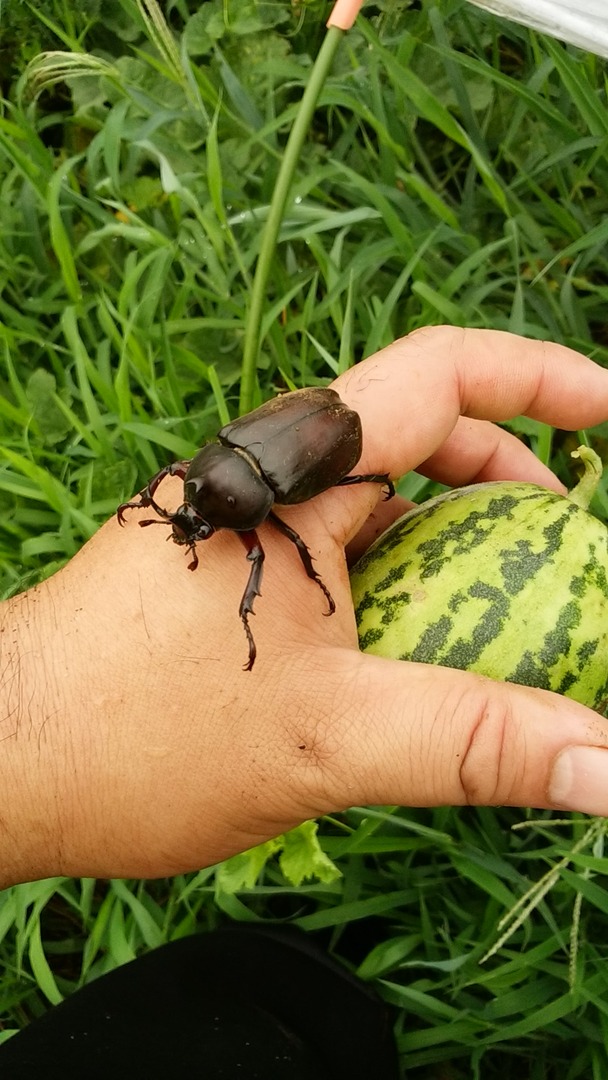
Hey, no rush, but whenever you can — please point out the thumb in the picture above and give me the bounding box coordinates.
[305,650,608,816]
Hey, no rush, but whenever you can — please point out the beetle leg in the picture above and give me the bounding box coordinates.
[335,473,395,501]
[136,516,200,571]
[117,460,192,524]
[237,531,265,671]
[268,511,335,616]
[184,543,199,572]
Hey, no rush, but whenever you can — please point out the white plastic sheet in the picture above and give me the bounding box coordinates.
[466,1,608,58]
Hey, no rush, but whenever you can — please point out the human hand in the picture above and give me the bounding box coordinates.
[3,326,608,886]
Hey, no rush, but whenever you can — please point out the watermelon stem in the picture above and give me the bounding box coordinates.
[568,446,603,510]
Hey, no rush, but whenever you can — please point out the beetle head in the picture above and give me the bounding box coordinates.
[170,504,214,545]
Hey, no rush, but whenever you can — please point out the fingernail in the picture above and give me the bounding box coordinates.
[549,746,608,815]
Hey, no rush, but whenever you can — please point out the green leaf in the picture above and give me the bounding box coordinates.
[25,369,73,444]
[184,5,227,57]
[279,821,342,887]
[215,837,283,893]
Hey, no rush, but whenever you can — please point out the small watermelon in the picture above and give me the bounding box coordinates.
[350,447,608,711]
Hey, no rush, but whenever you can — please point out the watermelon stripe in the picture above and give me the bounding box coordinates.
[351,477,608,711]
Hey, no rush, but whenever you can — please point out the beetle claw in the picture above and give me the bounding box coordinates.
[241,618,257,671]
[321,588,337,617]
[336,472,394,500]
[117,499,144,524]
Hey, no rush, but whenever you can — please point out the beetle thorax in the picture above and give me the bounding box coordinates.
[183,443,274,531]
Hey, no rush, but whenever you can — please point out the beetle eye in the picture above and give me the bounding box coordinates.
[227,495,236,507]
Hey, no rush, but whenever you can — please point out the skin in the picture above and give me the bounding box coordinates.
[2,326,608,888]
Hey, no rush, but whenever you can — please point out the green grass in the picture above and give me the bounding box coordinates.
[1,0,608,1074]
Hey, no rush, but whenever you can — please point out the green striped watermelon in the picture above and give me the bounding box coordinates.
[350,447,608,711]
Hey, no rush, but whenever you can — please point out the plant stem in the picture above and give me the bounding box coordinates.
[239,24,346,415]
[568,446,604,509]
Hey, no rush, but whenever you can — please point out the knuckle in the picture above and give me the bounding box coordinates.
[457,685,517,805]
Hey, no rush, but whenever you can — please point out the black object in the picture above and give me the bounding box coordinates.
[117,387,393,669]
[0,924,399,1079]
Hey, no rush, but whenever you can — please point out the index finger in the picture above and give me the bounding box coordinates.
[334,327,608,479]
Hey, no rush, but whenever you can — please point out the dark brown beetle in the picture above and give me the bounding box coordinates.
[117,387,393,669]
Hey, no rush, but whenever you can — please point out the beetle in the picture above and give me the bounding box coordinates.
[117,386,393,670]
